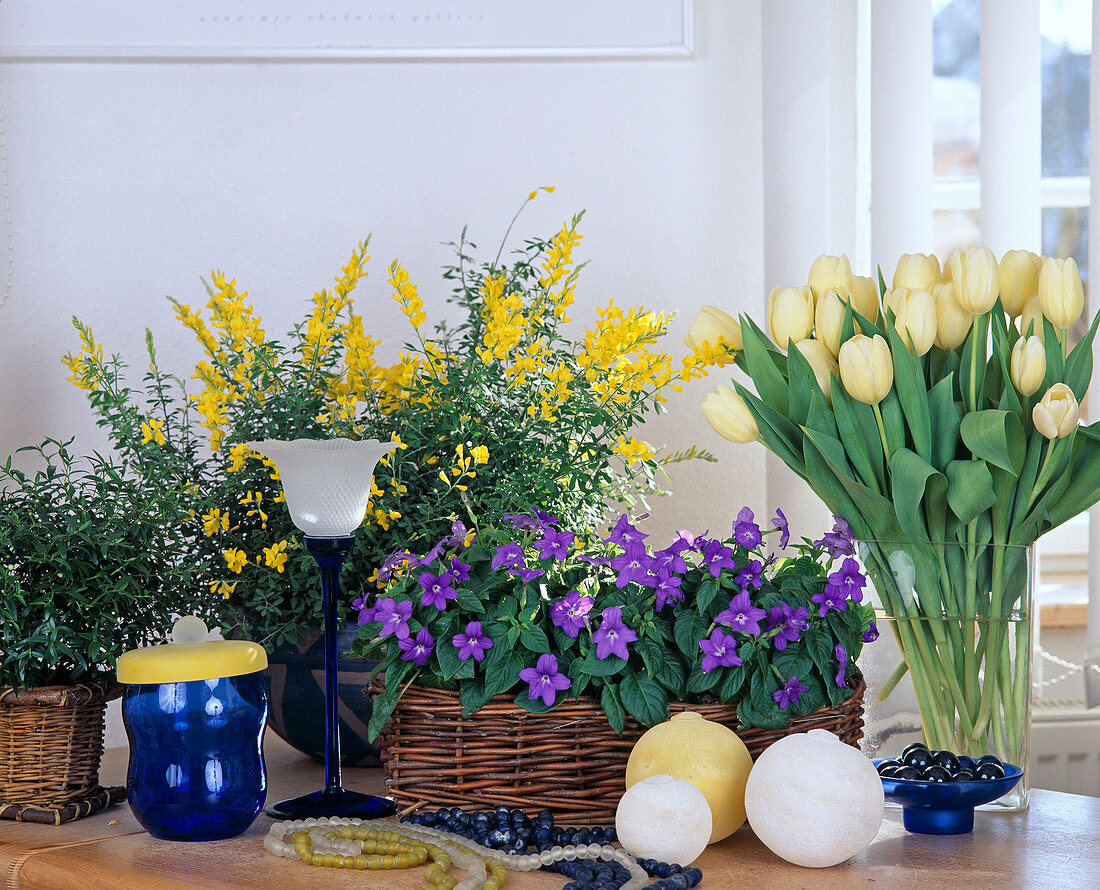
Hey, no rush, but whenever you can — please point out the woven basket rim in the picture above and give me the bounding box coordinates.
[0,682,121,708]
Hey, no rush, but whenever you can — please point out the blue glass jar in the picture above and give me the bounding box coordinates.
[117,617,268,841]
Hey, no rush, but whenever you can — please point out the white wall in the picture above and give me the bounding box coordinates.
[0,0,766,551]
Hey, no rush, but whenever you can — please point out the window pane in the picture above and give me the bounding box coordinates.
[933,0,980,180]
[933,209,980,259]
[1041,0,1090,177]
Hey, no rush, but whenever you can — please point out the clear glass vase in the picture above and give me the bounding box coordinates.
[857,540,1033,812]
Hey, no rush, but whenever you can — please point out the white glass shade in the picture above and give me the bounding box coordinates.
[247,438,398,537]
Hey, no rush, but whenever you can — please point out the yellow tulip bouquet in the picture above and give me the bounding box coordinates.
[689,248,1100,794]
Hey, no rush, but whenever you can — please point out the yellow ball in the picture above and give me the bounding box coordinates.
[625,711,753,842]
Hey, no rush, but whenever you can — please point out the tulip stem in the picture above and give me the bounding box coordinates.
[871,402,891,464]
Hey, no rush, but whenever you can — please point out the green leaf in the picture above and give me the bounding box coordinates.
[1039,424,1100,532]
[460,680,493,717]
[830,380,884,491]
[686,663,721,693]
[945,460,997,524]
[785,339,818,428]
[674,609,709,661]
[960,410,1025,474]
[513,691,561,714]
[455,588,486,614]
[1064,308,1100,400]
[639,638,687,696]
[739,316,790,417]
[716,661,747,702]
[890,448,947,551]
[928,373,962,472]
[435,635,474,681]
[581,648,629,677]
[483,647,525,698]
[618,671,669,727]
[733,382,807,477]
[886,318,933,461]
[600,682,627,735]
[518,623,550,653]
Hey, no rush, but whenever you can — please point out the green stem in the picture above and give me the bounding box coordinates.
[870,403,891,464]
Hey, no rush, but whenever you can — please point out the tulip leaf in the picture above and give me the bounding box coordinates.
[960,410,1025,474]
[945,460,996,524]
[1042,316,1065,390]
[1039,424,1100,532]
[739,316,789,417]
[989,309,1023,418]
[785,341,818,428]
[732,382,806,477]
[879,390,907,457]
[806,388,839,441]
[885,317,933,462]
[1010,432,1046,533]
[830,382,884,492]
[959,312,990,411]
[1015,433,1078,538]
[890,448,946,552]
[1064,308,1100,401]
[928,374,962,472]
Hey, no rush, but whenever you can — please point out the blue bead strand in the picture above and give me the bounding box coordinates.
[403,807,702,890]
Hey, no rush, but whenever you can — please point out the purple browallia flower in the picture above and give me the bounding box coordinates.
[606,514,648,549]
[510,565,546,584]
[652,546,689,576]
[773,676,809,710]
[398,627,434,665]
[814,516,856,558]
[448,556,472,584]
[674,529,704,551]
[534,529,575,561]
[767,602,809,650]
[550,590,593,638]
[862,619,880,643]
[811,586,847,617]
[827,557,866,603]
[714,589,767,636]
[734,558,763,591]
[418,571,457,610]
[592,606,638,660]
[519,653,571,706]
[352,595,374,625]
[835,643,848,687]
[701,539,737,578]
[610,543,654,589]
[452,621,493,662]
[503,513,539,531]
[732,507,763,549]
[378,549,416,584]
[371,597,413,640]
[532,509,560,532]
[577,552,612,568]
[699,627,743,673]
[772,508,790,550]
[491,543,527,571]
[654,571,684,610]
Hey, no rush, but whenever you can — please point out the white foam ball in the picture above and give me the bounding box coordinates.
[745,729,884,868]
[615,774,712,865]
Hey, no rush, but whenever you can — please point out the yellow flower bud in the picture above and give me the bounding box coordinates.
[808,254,853,302]
[1038,256,1084,330]
[701,384,759,444]
[838,334,894,405]
[685,305,742,352]
[949,246,999,315]
[767,285,815,349]
[1010,335,1046,397]
[814,288,858,358]
[892,253,942,292]
[1019,295,1045,342]
[998,249,1041,317]
[794,338,839,404]
[932,282,972,350]
[883,287,937,356]
[850,275,881,323]
[1032,382,1079,439]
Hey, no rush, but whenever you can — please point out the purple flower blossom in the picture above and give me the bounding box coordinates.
[862,619,880,643]
[606,514,648,548]
[714,589,767,636]
[652,546,689,576]
[734,558,764,590]
[773,675,809,710]
[398,627,434,666]
[418,571,458,610]
[577,552,612,568]
[534,529,575,561]
[371,597,413,640]
[772,508,790,549]
[827,557,866,603]
[732,507,763,549]
[510,565,545,584]
[701,539,737,578]
[673,529,704,551]
[448,556,472,584]
[814,516,856,558]
[654,571,684,610]
[835,643,848,687]
[419,538,449,566]
[378,549,416,583]
[699,627,743,673]
[503,514,539,531]
[766,602,809,650]
[532,509,561,531]
[811,586,848,617]
[592,606,638,661]
[610,543,654,589]
[452,621,493,662]
[519,653,571,706]
[550,590,593,638]
[490,543,526,571]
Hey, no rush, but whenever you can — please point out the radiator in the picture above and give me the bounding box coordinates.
[1030,698,1100,797]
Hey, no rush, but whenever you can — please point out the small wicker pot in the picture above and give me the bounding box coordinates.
[371,676,865,823]
[0,683,125,823]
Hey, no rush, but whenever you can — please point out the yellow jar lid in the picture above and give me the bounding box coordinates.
[116,616,268,685]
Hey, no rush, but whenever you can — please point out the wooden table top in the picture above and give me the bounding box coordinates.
[2,736,1098,890]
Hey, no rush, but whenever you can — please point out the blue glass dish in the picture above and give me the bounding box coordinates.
[123,672,268,841]
[874,759,1023,834]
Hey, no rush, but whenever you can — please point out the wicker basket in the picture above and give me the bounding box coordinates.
[370,676,865,823]
[0,683,120,809]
